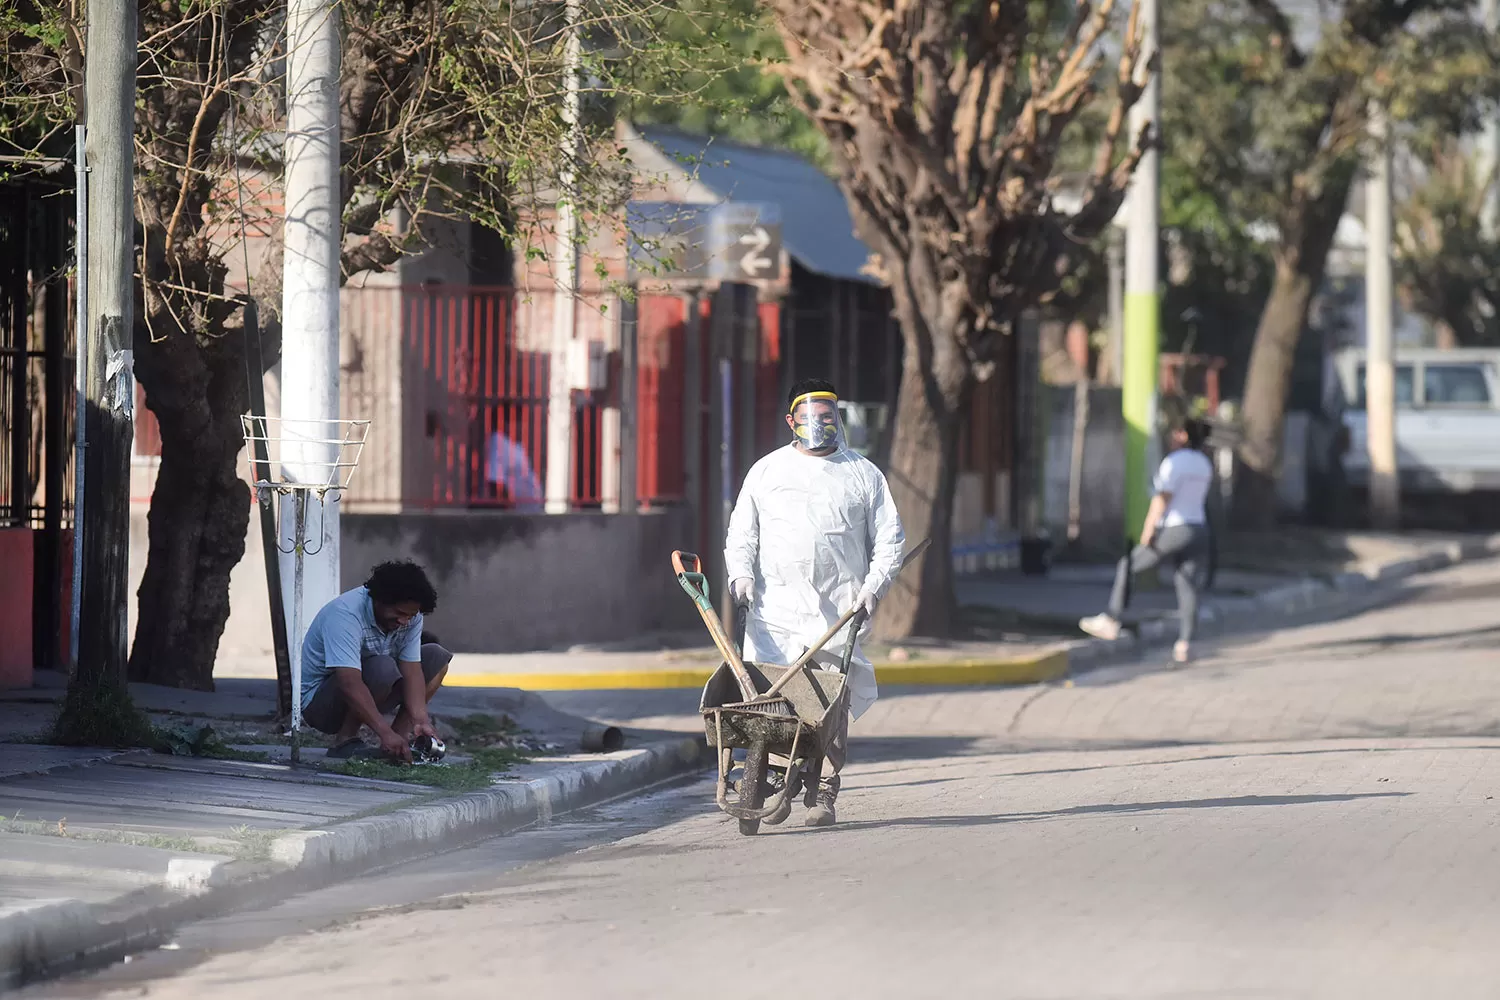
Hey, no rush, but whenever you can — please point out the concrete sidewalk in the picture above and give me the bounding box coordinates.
[0,678,706,988]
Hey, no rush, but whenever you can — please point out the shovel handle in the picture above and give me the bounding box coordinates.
[671,550,759,701]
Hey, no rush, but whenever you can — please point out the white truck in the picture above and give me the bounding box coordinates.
[1327,347,1500,493]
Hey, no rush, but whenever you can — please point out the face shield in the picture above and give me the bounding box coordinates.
[789,391,846,454]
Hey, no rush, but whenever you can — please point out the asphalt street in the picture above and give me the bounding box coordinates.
[25,558,1500,1000]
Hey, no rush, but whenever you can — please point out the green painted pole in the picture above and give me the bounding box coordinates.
[1123,292,1159,537]
[1123,0,1160,541]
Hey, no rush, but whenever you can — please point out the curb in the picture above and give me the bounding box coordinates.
[448,536,1500,693]
[0,735,709,990]
[445,653,1069,691]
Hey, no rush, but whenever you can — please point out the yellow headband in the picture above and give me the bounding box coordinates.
[789,390,838,414]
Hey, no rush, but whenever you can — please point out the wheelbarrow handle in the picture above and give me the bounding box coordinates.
[837,611,866,675]
[744,537,930,705]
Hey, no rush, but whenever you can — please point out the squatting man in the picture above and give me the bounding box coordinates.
[725,378,906,827]
[299,560,452,763]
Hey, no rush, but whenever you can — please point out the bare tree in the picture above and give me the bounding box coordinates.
[764,0,1150,637]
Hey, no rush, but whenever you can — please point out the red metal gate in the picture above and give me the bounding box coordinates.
[636,293,687,505]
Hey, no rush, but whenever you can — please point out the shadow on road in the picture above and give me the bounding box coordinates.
[812,791,1411,834]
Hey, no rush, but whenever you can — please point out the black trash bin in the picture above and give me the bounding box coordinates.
[1020,536,1052,576]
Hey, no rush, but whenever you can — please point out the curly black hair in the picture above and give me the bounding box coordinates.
[788,377,838,410]
[365,560,439,614]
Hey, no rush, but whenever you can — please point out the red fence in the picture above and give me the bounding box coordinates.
[341,284,689,511]
[130,284,766,513]
[635,294,687,504]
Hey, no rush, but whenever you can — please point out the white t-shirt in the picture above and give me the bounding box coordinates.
[1153,448,1213,527]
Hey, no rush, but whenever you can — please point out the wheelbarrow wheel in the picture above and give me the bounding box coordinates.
[737,742,768,836]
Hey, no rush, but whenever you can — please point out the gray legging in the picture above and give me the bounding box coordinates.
[1107,523,1211,644]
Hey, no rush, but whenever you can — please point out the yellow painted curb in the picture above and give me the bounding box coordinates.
[444,649,1070,691]
[446,669,716,691]
[875,649,1069,686]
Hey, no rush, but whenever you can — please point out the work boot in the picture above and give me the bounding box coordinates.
[804,775,840,828]
[763,769,792,826]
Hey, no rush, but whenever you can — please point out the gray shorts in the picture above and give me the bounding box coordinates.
[303,643,452,734]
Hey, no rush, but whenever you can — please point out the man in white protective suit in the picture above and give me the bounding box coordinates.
[725,378,905,827]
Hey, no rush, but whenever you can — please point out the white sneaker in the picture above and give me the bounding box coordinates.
[1078,614,1122,641]
[1173,641,1192,664]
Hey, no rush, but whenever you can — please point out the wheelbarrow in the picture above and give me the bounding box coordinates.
[672,551,862,836]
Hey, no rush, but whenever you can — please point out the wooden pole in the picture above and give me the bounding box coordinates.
[73,0,137,699]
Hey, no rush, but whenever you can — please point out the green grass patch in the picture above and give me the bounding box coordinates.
[328,742,534,792]
[449,712,520,743]
[469,746,531,771]
[50,684,155,748]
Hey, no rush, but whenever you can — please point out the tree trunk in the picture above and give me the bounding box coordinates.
[1233,165,1357,529]
[872,265,972,640]
[1234,260,1318,527]
[878,358,967,638]
[127,327,254,690]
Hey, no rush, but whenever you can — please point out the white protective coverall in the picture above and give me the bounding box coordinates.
[724,443,905,720]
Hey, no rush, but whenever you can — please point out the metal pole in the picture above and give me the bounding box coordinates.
[1482,0,1500,240]
[1365,102,1400,529]
[280,0,342,635]
[683,291,704,549]
[75,0,136,688]
[619,295,638,513]
[290,491,307,762]
[43,194,68,669]
[545,0,581,514]
[1123,0,1160,538]
[69,123,86,671]
[242,300,294,721]
[718,352,733,628]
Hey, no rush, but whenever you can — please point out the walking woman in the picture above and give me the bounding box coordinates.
[1079,417,1214,663]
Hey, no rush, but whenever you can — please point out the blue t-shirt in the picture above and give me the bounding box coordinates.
[300,586,424,709]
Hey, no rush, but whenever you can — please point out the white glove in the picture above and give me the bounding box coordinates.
[730,577,753,605]
[856,588,880,618]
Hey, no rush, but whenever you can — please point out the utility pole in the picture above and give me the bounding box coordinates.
[1482,0,1500,239]
[1123,0,1160,539]
[280,0,342,639]
[67,0,137,716]
[1106,227,1125,387]
[545,0,582,514]
[1365,103,1400,529]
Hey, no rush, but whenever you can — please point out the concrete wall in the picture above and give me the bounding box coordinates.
[128,507,701,665]
[340,509,700,653]
[1041,384,1127,557]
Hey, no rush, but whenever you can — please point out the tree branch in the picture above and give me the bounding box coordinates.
[1244,0,1306,69]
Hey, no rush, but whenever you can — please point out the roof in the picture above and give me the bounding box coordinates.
[634,125,878,284]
